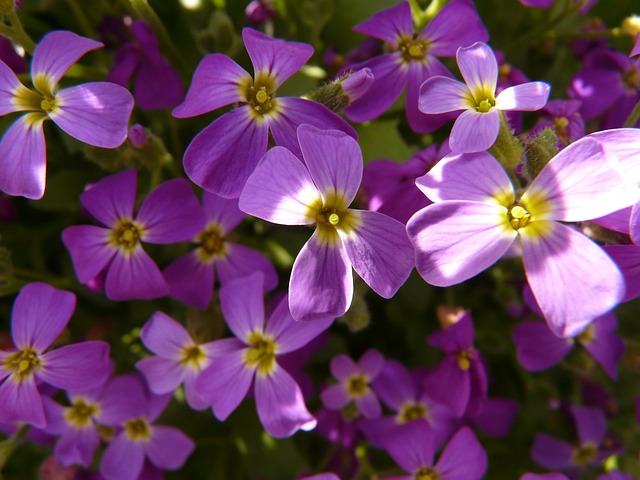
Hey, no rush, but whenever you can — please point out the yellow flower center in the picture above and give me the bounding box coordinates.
[476,98,496,113]
[507,205,531,230]
[243,331,278,377]
[414,466,441,480]
[124,417,152,442]
[397,402,429,423]
[571,442,598,466]
[456,348,475,371]
[397,36,430,63]
[3,348,41,381]
[65,398,99,428]
[308,190,360,245]
[346,374,368,397]
[195,223,228,262]
[576,324,595,346]
[109,219,145,253]
[241,71,279,118]
[180,344,208,370]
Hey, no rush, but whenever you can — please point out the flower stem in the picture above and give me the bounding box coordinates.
[0,424,29,474]
[624,98,640,127]
[2,10,36,54]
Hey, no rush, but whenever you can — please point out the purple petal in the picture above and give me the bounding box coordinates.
[417,151,514,204]
[269,97,357,158]
[419,76,469,114]
[407,201,517,286]
[202,192,245,232]
[217,243,278,292]
[0,114,46,199]
[80,168,136,227]
[254,366,316,437]
[140,312,192,358]
[51,83,134,148]
[353,2,412,43]
[572,404,607,445]
[107,45,140,88]
[164,252,213,309]
[457,42,498,99]
[39,341,111,390]
[428,312,474,352]
[133,56,184,110]
[383,420,435,472]
[424,357,470,416]
[435,426,487,480]
[345,54,408,123]
[531,434,575,470]
[297,124,362,205]
[289,230,352,322]
[359,349,384,378]
[341,210,414,298]
[512,322,572,371]
[242,28,313,87]
[320,384,349,410]
[61,225,115,284]
[146,425,194,470]
[0,375,45,427]
[136,178,205,243]
[11,282,76,351]
[372,359,417,410]
[582,314,624,379]
[423,0,489,56]
[0,61,23,115]
[183,106,268,198]
[591,206,631,235]
[239,145,320,225]
[196,348,253,420]
[522,137,638,222]
[98,375,148,425]
[172,54,249,117]
[603,245,640,302]
[55,426,99,468]
[496,82,550,111]
[521,221,624,337]
[355,391,382,418]
[219,272,265,341]
[449,109,500,153]
[100,433,145,480]
[31,31,102,88]
[105,249,168,301]
[330,355,359,381]
[590,128,640,184]
[471,397,519,437]
[136,356,184,395]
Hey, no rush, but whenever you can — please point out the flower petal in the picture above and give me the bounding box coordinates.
[0,114,46,199]
[136,178,205,243]
[255,366,316,437]
[80,168,136,226]
[372,359,417,410]
[457,42,498,99]
[0,375,45,427]
[239,145,320,225]
[31,31,102,88]
[512,321,572,371]
[98,375,148,425]
[55,426,100,468]
[435,426,487,480]
[164,252,214,310]
[531,434,575,470]
[50,83,134,148]
[581,314,624,380]
[419,76,469,114]
[521,221,624,337]
[0,60,23,115]
[172,54,249,118]
[341,210,414,298]
[590,127,640,184]
[320,384,348,410]
[449,109,500,153]
[242,28,313,88]
[496,82,550,111]
[220,272,266,340]
[105,249,168,301]
[136,356,184,395]
[146,425,195,470]
[407,201,517,287]
[383,420,435,473]
[353,2,413,43]
[603,245,640,302]
[183,106,268,198]
[217,243,278,292]
[100,433,145,480]
[423,0,489,56]
[202,192,245,233]
[289,230,352,322]
[62,225,115,284]
[572,405,606,445]
[39,341,111,390]
[140,312,192,358]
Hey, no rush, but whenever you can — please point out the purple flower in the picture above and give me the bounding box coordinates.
[0,283,111,428]
[406,136,638,337]
[163,192,278,309]
[239,125,415,322]
[107,20,184,110]
[98,375,195,480]
[62,169,205,301]
[531,99,585,146]
[344,0,488,133]
[0,31,134,199]
[195,272,332,437]
[173,27,355,198]
[320,349,384,419]
[419,41,550,153]
[382,423,487,480]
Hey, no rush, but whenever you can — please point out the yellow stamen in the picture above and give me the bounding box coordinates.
[3,348,41,381]
[397,402,429,423]
[414,466,441,480]
[243,331,278,377]
[508,205,531,230]
[346,374,368,397]
[124,417,152,442]
[65,398,99,428]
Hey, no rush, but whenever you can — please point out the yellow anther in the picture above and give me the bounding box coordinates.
[408,44,423,57]
[346,375,368,396]
[456,349,474,371]
[255,89,269,104]
[477,99,493,113]
[40,98,53,112]
[508,205,531,230]
[398,402,429,423]
[18,360,30,373]
[555,117,569,129]
[328,213,340,225]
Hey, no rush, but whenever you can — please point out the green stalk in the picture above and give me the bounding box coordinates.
[623,98,640,128]
[0,424,29,474]
[3,10,36,54]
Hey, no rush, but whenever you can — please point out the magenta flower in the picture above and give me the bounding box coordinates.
[406,136,638,337]
[173,27,355,198]
[195,272,332,437]
[62,169,205,301]
[0,283,111,428]
[0,31,134,199]
[382,423,487,480]
[419,41,550,153]
[98,375,195,480]
[239,125,415,322]
[344,0,488,133]
[321,349,384,419]
[163,192,278,309]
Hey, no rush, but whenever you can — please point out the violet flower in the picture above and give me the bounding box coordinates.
[195,272,333,437]
[62,169,205,301]
[107,20,184,110]
[406,136,638,337]
[344,0,488,133]
[0,283,111,428]
[173,27,355,198]
[0,31,134,199]
[419,41,550,153]
[531,99,585,146]
[320,349,384,419]
[239,125,415,322]
[163,192,278,309]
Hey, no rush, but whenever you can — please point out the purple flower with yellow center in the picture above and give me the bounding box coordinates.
[163,192,278,309]
[195,272,332,438]
[0,30,134,199]
[531,99,585,147]
[419,41,550,153]
[99,375,195,480]
[239,125,415,322]
[0,283,111,428]
[320,349,384,419]
[406,136,638,337]
[62,169,205,301]
[344,0,488,133]
[136,312,234,410]
[173,27,355,198]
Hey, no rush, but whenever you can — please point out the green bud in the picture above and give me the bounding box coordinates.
[307,82,347,113]
[196,10,241,56]
[487,112,523,172]
[523,128,559,181]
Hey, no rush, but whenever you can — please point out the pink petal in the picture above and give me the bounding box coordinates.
[590,127,640,184]
[423,0,488,56]
[419,76,469,114]
[457,42,497,99]
[496,82,550,111]
[449,109,500,153]
[512,321,572,371]
[320,384,349,410]
[353,2,413,42]
[217,243,278,292]
[435,426,487,480]
[202,192,245,233]
[136,356,184,394]
[0,60,23,115]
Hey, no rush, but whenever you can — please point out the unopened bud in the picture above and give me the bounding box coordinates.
[128,124,148,148]
[487,112,524,171]
[307,68,374,113]
[436,305,466,329]
[341,68,374,103]
[523,128,559,181]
